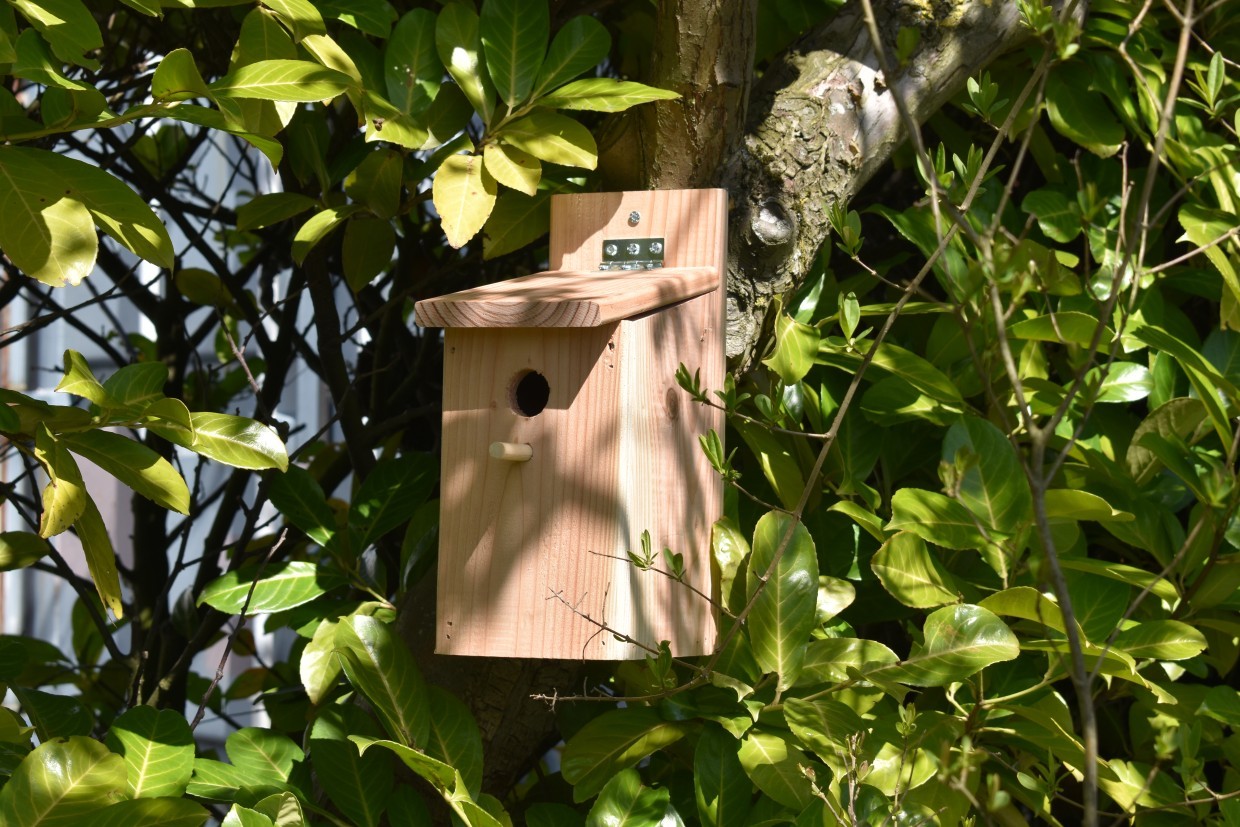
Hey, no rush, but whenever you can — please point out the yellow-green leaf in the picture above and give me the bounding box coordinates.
[292,204,362,264]
[210,59,352,102]
[433,154,497,248]
[35,425,87,538]
[168,412,289,471]
[105,706,195,799]
[77,493,125,619]
[55,349,113,407]
[385,9,440,115]
[530,16,610,101]
[435,3,495,123]
[479,0,547,107]
[0,147,97,287]
[871,531,959,608]
[343,218,397,291]
[483,142,540,196]
[747,512,818,690]
[498,111,597,169]
[152,48,210,101]
[61,430,191,515]
[199,561,345,614]
[0,737,126,826]
[260,0,326,41]
[538,78,679,112]
[0,531,51,572]
[482,190,550,259]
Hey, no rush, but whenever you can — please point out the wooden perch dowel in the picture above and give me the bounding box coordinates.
[489,442,533,462]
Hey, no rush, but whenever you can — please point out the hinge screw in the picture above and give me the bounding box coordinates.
[604,243,618,256]
[627,242,641,255]
[649,241,663,254]
[628,211,641,226]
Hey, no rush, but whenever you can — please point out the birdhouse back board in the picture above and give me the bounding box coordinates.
[428,189,726,659]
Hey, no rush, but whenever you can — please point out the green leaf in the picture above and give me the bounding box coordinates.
[0,736,126,827]
[712,517,751,615]
[498,111,597,169]
[1057,556,1178,603]
[817,337,964,408]
[433,153,497,248]
[1020,189,1080,242]
[694,726,751,827]
[79,798,210,827]
[350,737,454,793]
[199,561,345,614]
[236,192,317,231]
[585,769,669,827]
[34,425,86,538]
[343,218,397,291]
[253,791,304,826]
[531,16,611,100]
[0,532,51,571]
[175,412,288,471]
[260,0,326,41]
[335,615,429,747]
[10,0,101,66]
[436,3,495,123]
[76,494,124,619]
[733,422,804,510]
[1086,361,1152,403]
[736,730,813,811]
[425,687,484,798]
[420,82,474,150]
[1008,311,1113,347]
[2,147,174,269]
[763,313,818,385]
[12,688,92,740]
[344,148,403,219]
[1042,489,1133,522]
[561,707,686,802]
[869,604,1019,687]
[226,728,303,783]
[105,706,195,799]
[871,531,958,608]
[162,105,284,169]
[210,60,353,101]
[314,0,395,37]
[299,619,341,704]
[482,190,550,259]
[310,705,392,827]
[61,431,190,515]
[222,805,275,827]
[783,697,866,770]
[291,204,362,264]
[142,398,194,446]
[384,9,440,115]
[103,362,168,412]
[269,465,336,547]
[887,488,988,551]
[1179,203,1240,307]
[1112,620,1207,660]
[538,79,679,112]
[55,350,112,407]
[943,415,1032,533]
[747,513,818,690]
[1045,69,1124,156]
[152,48,210,101]
[350,454,437,548]
[480,0,547,107]
[482,142,541,196]
[0,147,97,287]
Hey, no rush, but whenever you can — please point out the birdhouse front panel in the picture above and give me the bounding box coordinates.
[417,189,726,660]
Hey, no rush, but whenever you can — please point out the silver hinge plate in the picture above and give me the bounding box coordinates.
[600,238,664,271]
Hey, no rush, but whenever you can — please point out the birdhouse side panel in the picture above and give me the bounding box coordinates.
[436,326,637,658]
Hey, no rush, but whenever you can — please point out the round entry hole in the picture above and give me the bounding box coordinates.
[510,370,550,417]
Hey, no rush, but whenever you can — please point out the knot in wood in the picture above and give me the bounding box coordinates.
[750,199,796,250]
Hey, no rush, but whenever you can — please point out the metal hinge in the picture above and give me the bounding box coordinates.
[599,238,664,271]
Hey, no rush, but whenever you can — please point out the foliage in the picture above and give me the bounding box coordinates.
[0,0,1238,826]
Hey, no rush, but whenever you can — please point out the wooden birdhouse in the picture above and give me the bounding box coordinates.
[414,189,726,659]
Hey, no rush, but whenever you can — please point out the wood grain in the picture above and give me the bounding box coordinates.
[413,267,717,328]
[431,189,726,659]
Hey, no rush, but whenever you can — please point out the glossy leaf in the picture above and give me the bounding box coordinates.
[694,725,751,827]
[335,615,429,747]
[34,425,86,538]
[585,769,668,827]
[222,805,274,827]
[12,688,92,740]
[62,431,190,514]
[291,204,362,264]
[384,9,439,114]
[261,0,325,41]
[482,190,550,259]
[236,192,317,231]
[80,798,210,827]
[0,146,98,287]
[433,153,496,248]
[299,619,341,704]
[226,728,303,783]
[152,48,210,101]
[1009,311,1113,346]
[350,453,437,548]
[763,313,818,385]
[712,517,751,615]
[1113,620,1207,660]
[105,706,195,799]
[0,531,51,571]
[310,704,392,827]
[10,0,101,66]
[210,60,352,101]
[942,415,1032,532]
[350,737,455,793]
[871,531,958,608]
[55,350,112,406]
[76,494,124,619]
[199,561,344,614]
[1020,189,1080,242]
[103,362,168,412]
[561,707,686,802]
[869,604,1019,687]
[0,736,127,826]
[736,730,813,811]
[538,79,679,112]
[482,142,540,196]
[531,16,610,99]
[268,465,336,547]
[887,488,989,551]
[435,3,494,123]
[747,512,817,690]
[175,412,289,471]
[480,0,547,107]
[499,111,597,169]
[425,687,484,798]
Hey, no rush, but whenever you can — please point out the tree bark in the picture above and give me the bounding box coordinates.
[721,0,1041,368]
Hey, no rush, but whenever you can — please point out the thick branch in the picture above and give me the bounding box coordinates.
[723,0,1043,367]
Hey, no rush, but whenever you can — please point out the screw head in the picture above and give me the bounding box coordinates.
[628,211,641,226]
[626,242,641,255]
[604,243,618,256]
[649,241,663,254]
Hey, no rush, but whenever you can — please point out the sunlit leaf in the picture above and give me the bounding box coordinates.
[0,736,126,826]
[871,531,958,608]
[198,561,345,614]
[561,707,686,803]
[105,706,195,799]
[585,769,668,827]
[538,78,679,112]
[433,153,497,248]
[479,0,547,107]
[747,513,817,691]
[62,431,190,515]
[435,3,495,123]
[336,615,429,747]
[531,16,610,100]
[868,604,1019,686]
[498,111,597,169]
[210,60,352,102]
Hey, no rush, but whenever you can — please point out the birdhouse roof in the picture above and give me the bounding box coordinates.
[413,266,718,329]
